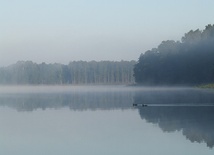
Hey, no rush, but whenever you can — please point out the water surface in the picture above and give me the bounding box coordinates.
[0,86,214,155]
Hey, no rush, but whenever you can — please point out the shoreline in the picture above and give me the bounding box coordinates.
[197,83,214,89]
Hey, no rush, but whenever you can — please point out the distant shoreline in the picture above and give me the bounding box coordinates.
[197,83,214,89]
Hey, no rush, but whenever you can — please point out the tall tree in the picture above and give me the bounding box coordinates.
[134,24,214,85]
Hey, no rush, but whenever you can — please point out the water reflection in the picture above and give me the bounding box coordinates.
[133,88,214,148]
[1,86,214,149]
[0,90,133,111]
[133,88,214,105]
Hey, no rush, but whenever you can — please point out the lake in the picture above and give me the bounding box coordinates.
[0,85,214,155]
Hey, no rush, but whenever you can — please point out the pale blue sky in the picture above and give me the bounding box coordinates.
[1,0,214,66]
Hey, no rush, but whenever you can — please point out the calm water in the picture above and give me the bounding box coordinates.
[0,85,214,155]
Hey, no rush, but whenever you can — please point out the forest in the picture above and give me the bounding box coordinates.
[1,24,214,86]
[134,24,214,85]
[0,60,135,85]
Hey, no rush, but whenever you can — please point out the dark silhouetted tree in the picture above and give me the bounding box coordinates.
[134,24,214,85]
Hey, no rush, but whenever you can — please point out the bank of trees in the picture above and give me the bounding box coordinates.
[134,24,214,85]
[0,61,136,85]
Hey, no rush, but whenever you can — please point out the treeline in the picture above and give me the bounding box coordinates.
[134,24,214,85]
[0,61,136,85]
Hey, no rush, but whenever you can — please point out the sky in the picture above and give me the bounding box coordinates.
[1,0,214,66]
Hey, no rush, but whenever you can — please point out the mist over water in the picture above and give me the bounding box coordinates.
[0,85,214,154]
[1,85,214,111]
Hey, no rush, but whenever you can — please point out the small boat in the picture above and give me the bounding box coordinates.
[133,104,148,107]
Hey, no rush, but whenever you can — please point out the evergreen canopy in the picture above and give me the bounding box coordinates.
[134,24,214,85]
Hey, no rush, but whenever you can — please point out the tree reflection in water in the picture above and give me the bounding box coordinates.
[1,87,214,148]
[133,88,214,148]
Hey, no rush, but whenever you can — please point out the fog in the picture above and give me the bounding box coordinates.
[1,0,214,66]
[134,24,214,85]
